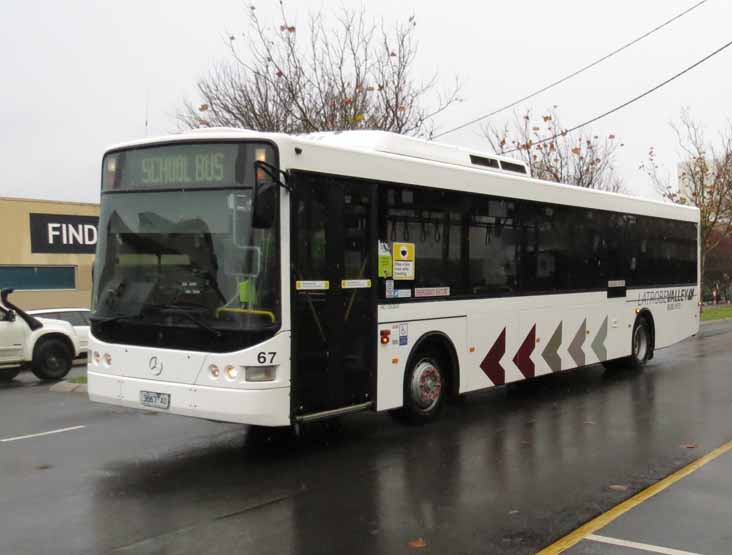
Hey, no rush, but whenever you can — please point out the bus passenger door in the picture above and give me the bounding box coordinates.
[291,173,377,418]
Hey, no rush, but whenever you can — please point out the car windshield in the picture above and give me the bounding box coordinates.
[91,142,280,352]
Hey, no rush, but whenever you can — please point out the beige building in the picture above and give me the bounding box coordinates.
[0,197,99,310]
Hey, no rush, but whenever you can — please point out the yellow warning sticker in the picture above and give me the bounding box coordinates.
[393,242,415,261]
[393,242,415,280]
[296,280,329,290]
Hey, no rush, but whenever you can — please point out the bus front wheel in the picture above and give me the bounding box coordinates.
[400,350,447,424]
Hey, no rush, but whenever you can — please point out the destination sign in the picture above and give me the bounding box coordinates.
[140,152,225,185]
[103,143,274,191]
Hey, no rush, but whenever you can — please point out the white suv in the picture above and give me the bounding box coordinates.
[0,289,82,382]
[28,308,90,354]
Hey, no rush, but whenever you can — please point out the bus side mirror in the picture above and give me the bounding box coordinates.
[252,182,277,229]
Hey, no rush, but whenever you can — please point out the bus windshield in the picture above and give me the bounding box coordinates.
[91,142,280,352]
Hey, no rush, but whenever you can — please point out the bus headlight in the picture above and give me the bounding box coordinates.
[245,365,277,382]
[224,365,239,381]
[209,364,220,379]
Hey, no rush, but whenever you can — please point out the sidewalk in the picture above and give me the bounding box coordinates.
[542,443,732,555]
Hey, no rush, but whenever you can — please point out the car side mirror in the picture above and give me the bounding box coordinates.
[252,182,277,229]
[4,309,16,323]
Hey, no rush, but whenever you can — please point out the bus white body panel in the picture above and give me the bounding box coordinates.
[375,287,698,411]
[88,331,291,426]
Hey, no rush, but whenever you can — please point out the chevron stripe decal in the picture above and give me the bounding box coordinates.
[513,324,536,379]
[591,316,609,361]
[542,321,563,372]
[568,319,587,367]
[481,328,507,386]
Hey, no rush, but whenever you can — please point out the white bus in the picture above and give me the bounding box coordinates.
[88,129,699,426]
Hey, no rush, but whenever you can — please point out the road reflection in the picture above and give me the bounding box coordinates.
[86,357,676,554]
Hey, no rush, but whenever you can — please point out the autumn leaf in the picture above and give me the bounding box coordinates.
[408,538,427,548]
[354,113,365,122]
[571,147,581,155]
[287,26,296,33]
[609,134,616,139]
[532,126,540,132]
[543,115,552,122]
[343,98,353,106]
[198,104,209,112]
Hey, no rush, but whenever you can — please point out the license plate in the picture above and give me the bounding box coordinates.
[140,390,170,410]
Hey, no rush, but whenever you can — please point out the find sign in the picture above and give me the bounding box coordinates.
[29,213,99,254]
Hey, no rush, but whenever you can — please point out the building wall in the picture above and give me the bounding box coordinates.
[0,197,99,310]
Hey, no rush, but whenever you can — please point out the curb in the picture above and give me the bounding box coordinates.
[700,317,732,325]
[49,381,87,394]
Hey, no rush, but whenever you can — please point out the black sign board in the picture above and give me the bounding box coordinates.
[29,213,99,254]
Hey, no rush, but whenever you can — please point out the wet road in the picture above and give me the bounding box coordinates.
[1,321,731,555]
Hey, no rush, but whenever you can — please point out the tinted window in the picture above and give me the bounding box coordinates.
[469,197,519,296]
[381,187,470,296]
[376,182,696,301]
[64,312,88,326]
[36,311,85,326]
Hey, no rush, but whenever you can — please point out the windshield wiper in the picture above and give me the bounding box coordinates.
[142,304,222,338]
[90,312,143,326]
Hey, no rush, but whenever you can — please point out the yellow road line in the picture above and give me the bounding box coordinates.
[537,440,732,555]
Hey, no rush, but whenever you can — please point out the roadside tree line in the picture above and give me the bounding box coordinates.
[179,2,732,291]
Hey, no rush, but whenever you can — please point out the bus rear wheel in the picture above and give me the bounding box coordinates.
[605,316,652,371]
[401,350,446,424]
[629,316,652,368]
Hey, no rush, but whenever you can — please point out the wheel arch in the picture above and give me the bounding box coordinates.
[31,332,75,363]
[406,331,460,399]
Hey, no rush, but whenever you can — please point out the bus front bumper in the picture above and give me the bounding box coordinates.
[88,371,291,427]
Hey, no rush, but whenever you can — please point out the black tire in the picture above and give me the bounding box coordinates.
[628,316,652,369]
[400,349,447,424]
[31,338,72,381]
[0,367,22,382]
[605,316,652,371]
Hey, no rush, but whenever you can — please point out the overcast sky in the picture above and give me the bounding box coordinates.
[2,0,730,203]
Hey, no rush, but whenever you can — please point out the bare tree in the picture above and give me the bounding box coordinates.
[642,109,732,285]
[484,107,624,192]
[178,2,460,137]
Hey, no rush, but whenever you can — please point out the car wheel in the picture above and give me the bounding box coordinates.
[31,339,73,381]
[0,367,22,382]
